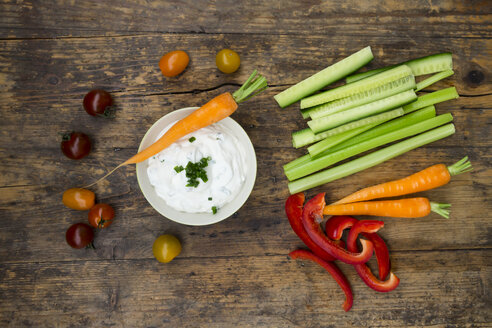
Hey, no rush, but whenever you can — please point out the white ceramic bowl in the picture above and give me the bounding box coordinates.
[136,107,257,226]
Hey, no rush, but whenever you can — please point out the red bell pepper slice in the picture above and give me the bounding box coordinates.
[285,193,336,261]
[286,194,346,260]
[325,216,390,280]
[289,249,353,312]
[325,215,357,240]
[347,220,400,292]
[302,193,374,265]
[362,232,390,281]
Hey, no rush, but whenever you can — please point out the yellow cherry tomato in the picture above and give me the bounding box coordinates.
[215,49,240,74]
[159,50,189,77]
[62,188,95,210]
[152,234,182,263]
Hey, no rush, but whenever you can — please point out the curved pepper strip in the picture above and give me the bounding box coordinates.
[325,215,357,240]
[347,220,400,292]
[363,233,390,280]
[325,216,390,280]
[302,193,374,265]
[289,249,353,312]
[286,193,336,261]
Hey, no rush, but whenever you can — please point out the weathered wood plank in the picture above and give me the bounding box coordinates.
[0,0,491,39]
[0,250,490,327]
[0,33,490,103]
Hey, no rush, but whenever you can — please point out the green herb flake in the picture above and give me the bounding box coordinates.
[208,197,212,201]
[175,156,212,188]
[189,136,196,143]
[212,206,217,214]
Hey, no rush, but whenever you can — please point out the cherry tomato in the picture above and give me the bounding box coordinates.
[88,203,115,229]
[159,50,189,77]
[61,132,91,160]
[66,223,94,249]
[152,234,182,263]
[215,49,240,74]
[83,89,113,117]
[62,188,95,210]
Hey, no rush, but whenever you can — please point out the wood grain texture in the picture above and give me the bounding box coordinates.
[0,0,491,327]
[0,251,491,327]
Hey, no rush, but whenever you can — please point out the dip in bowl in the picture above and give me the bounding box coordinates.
[136,107,257,226]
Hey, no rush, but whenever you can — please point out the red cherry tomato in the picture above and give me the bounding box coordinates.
[159,50,189,77]
[83,89,113,117]
[88,203,115,229]
[66,223,94,249]
[61,132,91,160]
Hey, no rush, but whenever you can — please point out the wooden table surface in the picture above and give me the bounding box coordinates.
[1,1,491,327]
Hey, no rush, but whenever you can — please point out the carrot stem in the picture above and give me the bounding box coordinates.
[447,156,472,176]
[430,202,451,219]
[232,70,268,103]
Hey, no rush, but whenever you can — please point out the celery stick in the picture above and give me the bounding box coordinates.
[415,70,454,92]
[286,114,453,181]
[301,65,413,109]
[403,87,459,112]
[305,75,415,119]
[308,90,416,133]
[346,53,453,83]
[328,105,436,153]
[287,124,456,194]
[284,106,434,172]
[307,108,404,157]
[293,107,403,148]
[283,153,312,172]
[273,46,373,108]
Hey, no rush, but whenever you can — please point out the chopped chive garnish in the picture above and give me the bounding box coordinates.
[175,157,212,188]
[208,197,212,201]
[212,206,217,214]
[189,136,196,143]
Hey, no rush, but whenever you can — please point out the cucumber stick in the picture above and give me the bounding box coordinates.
[273,46,374,108]
[403,87,459,112]
[305,75,416,119]
[284,106,436,172]
[307,108,404,157]
[415,69,454,92]
[292,107,403,148]
[287,123,456,194]
[308,90,417,133]
[285,113,453,181]
[346,53,453,83]
[301,65,413,109]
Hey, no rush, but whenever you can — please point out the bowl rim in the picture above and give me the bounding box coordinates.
[136,107,257,226]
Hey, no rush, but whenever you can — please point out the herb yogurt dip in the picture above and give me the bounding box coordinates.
[147,120,247,214]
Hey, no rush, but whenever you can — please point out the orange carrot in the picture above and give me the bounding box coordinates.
[124,92,237,165]
[333,157,471,205]
[323,197,451,218]
[86,70,267,187]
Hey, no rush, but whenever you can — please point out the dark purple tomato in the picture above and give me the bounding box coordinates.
[83,89,113,117]
[61,132,91,160]
[66,223,94,249]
